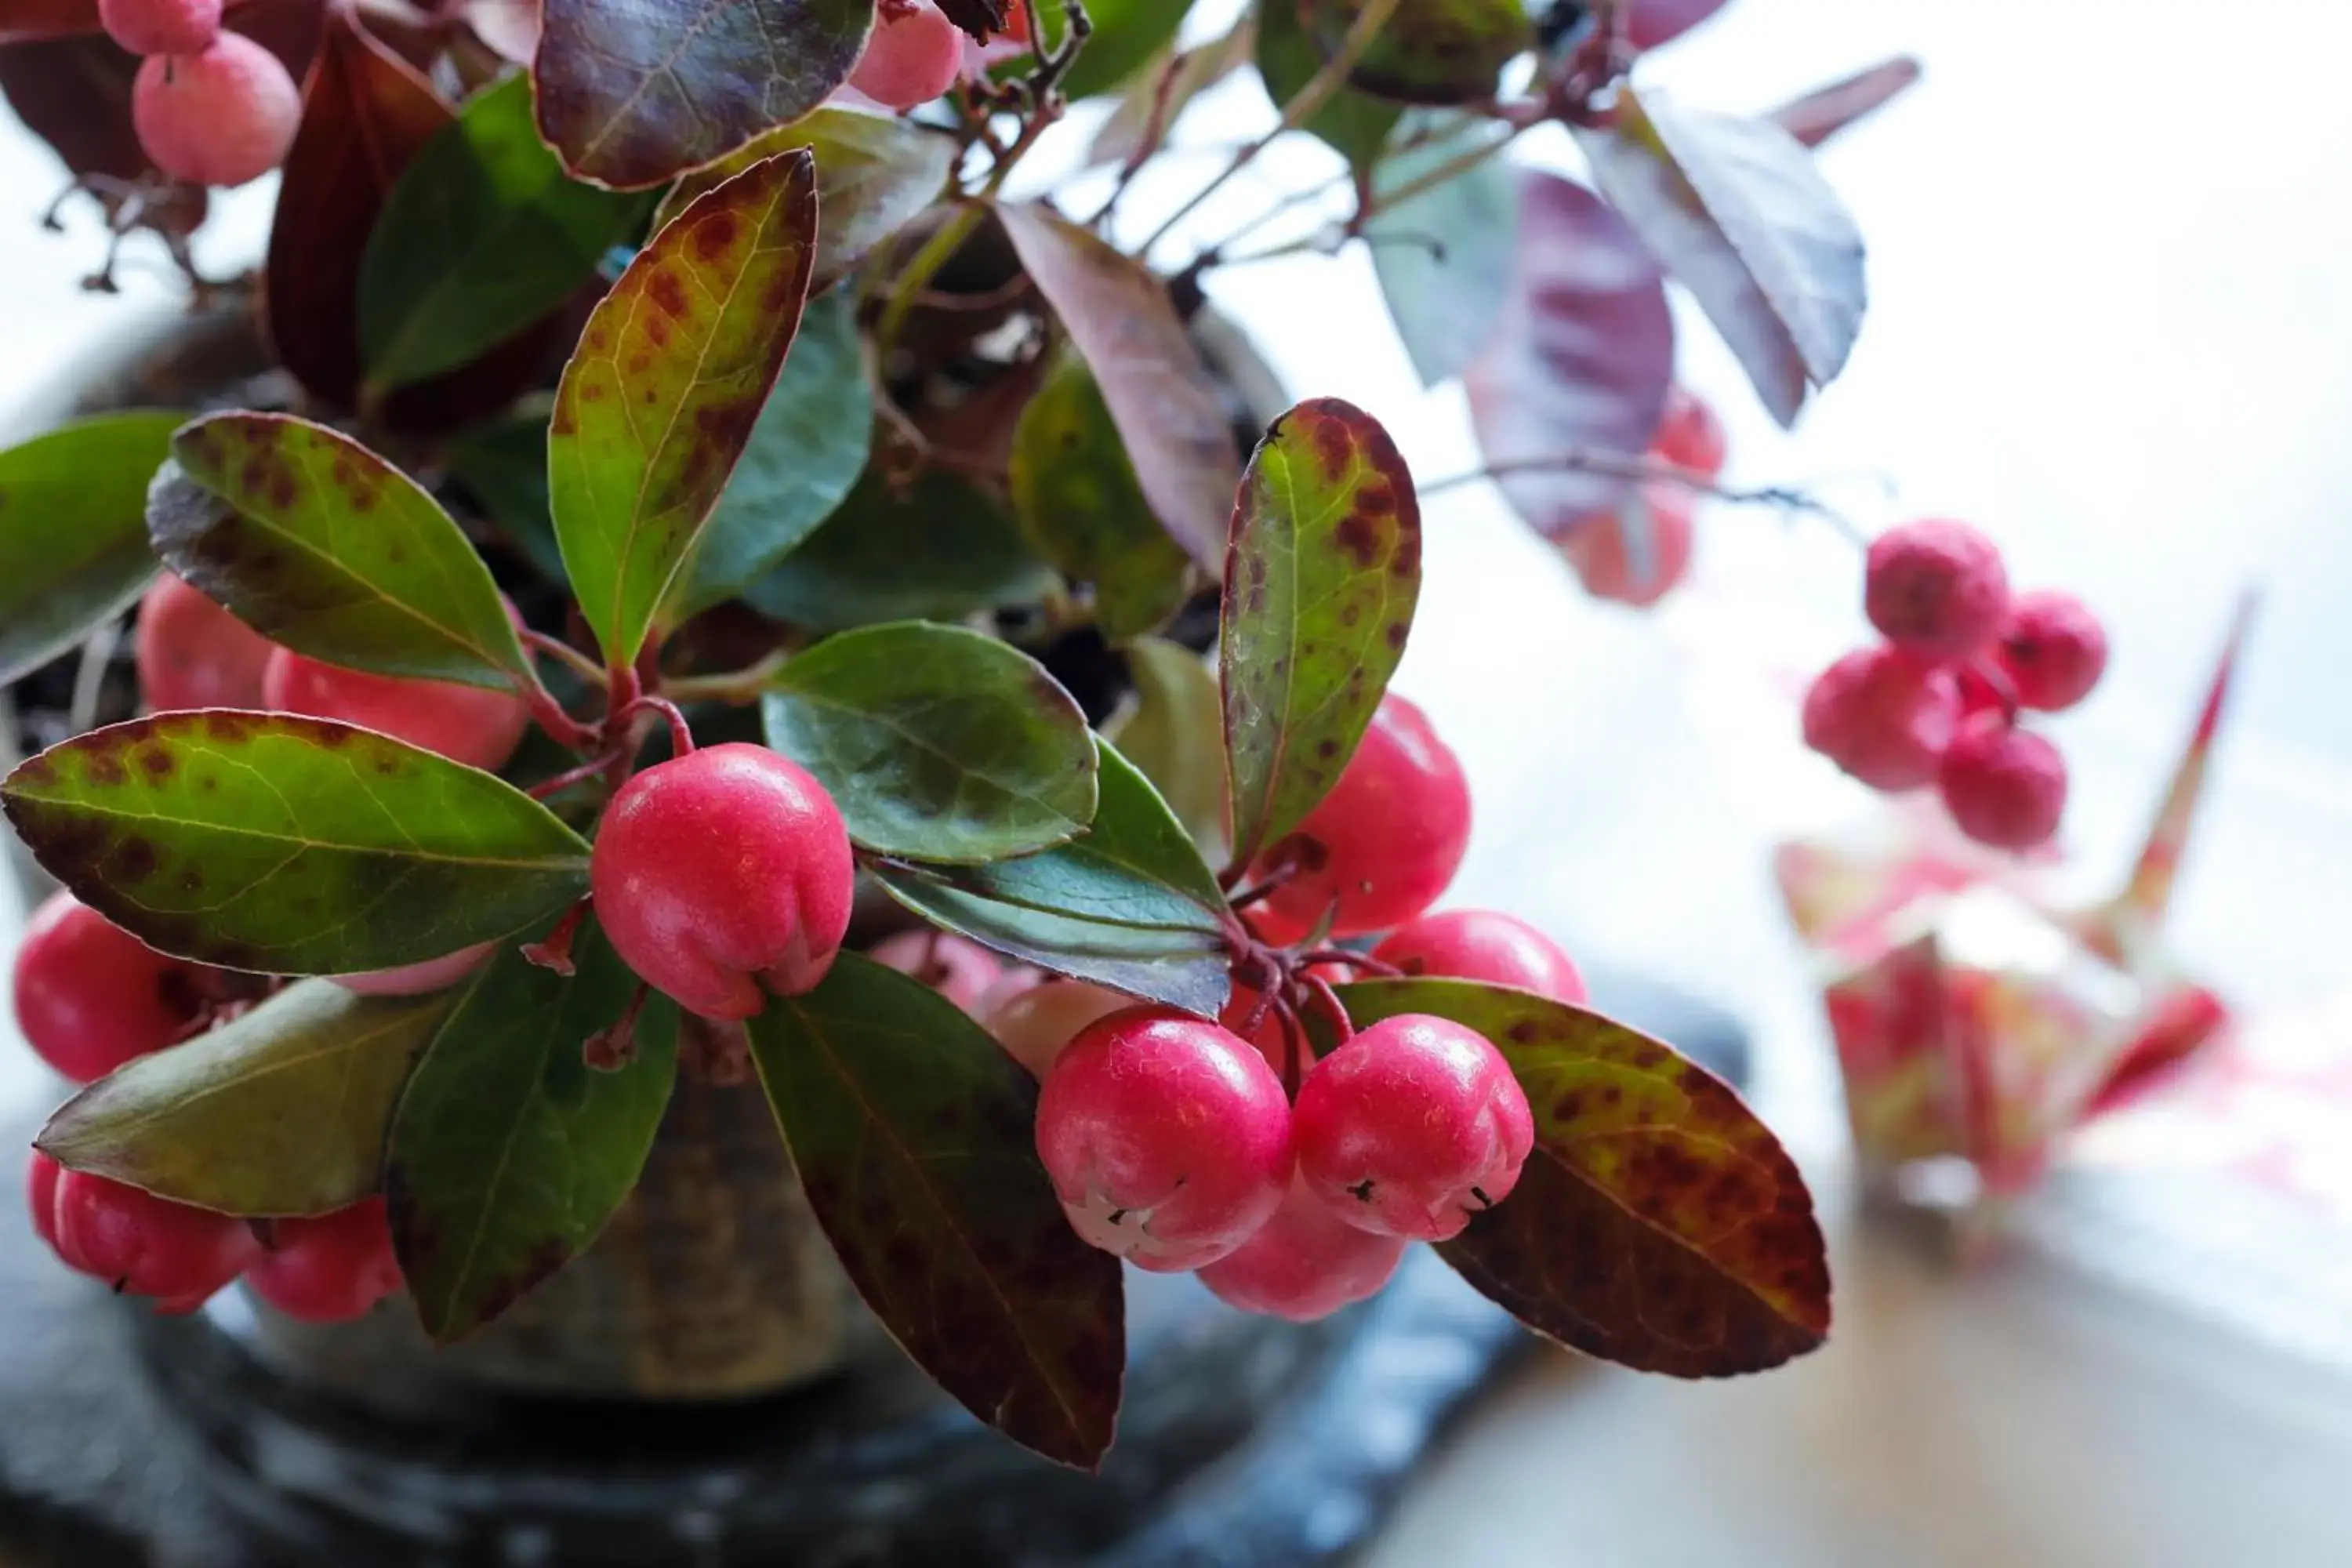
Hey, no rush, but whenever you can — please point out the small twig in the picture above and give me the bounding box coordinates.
[613,694,695,757]
[522,627,608,688]
[1422,451,1871,542]
[1272,996,1306,1099]
[1084,46,1190,227]
[1225,863,1300,913]
[528,747,626,801]
[1300,947,1397,978]
[1301,970,1353,1051]
[662,652,789,705]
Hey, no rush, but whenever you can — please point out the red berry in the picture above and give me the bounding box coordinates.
[134,572,278,712]
[99,0,220,55]
[1248,695,1472,946]
[591,743,855,1020]
[985,979,1129,1079]
[1559,485,1694,608]
[246,1197,403,1323]
[1938,713,2067,850]
[51,1168,258,1306]
[869,929,1002,1014]
[1954,663,2010,724]
[1995,590,2108,713]
[1864,519,2011,659]
[27,1149,64,1258]
[11,891,205,1083]
[1034,1006,1293,1271]
[1650,386,1727,480]
[332,942,495,997]
[1195,1175,1406,1322]
[1372,909,1587,1005]
[132,34,301,189]
[848,0,963,109]
[1292,1014,1533,1242]
[1801,644,1963,791]
[263,648,532,772]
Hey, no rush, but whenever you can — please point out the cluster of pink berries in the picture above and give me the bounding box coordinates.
[1557,386,1726,608]
[100,0,302,190]
[844,0,1031,112]
[1803,519,2107,850]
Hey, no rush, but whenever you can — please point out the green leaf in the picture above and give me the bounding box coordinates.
[762,621,1096,862]
[1580,88,1865,427]
[387,921,679,1343]
[152,413,531,690]
[1367,113,1519,387]
[746,953,1124,1468]
[1259,0,1399,172]
[1221,397,1422,869]
[651,106,954,284]
[0,412,176,687]
[1302,0,1530,105]
[1,713,591,975]
[742,468,1053,630]
[666,287,873,619]
[1008,349,1193,642]
[37,979,447,1217]
[359,74,655,396]
[1334,978,1833,1377]
[1106,637,1229,866]
[443,404,566,582]
[1026,0,1184,99]
[550,151,819,668]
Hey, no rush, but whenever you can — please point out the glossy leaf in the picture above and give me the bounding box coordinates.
[0,412,176,686]
[1336,978,1832,1376]
[1367,113,1519,387]
[1768,56,1923,150]
[1257,0,1399,176]
[1461,172,1675,529]
[1008,350,1193,642]
[1581,89,1866,427]
[151,413,530,690]
[748,954,1124,1468]
[387,922,679,1343]
[652,107,954,285]
[1106,637,1229,866]
[267,13,452,408]
[744,469,1053,630]
[1303,0,1530,106]
[444,405,567,583]
[668,287,873,618]
[38,980,446,1217]
[1,713,590,975]
[1221,397,1421,869]
[762,622,1096,862]
[549,151,818,668]
[1087,15,1257,169]
[533,0,869,189]
[1025,0,1183,100]
[996,201,1241,569]
[359,74,653,396]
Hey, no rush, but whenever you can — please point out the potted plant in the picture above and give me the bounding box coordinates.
[0,0,2078,1556]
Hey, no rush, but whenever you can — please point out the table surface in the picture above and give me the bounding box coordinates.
[7,2,2352,1563]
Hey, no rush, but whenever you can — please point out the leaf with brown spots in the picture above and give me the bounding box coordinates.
[1,713,591,976]
[1218,396,1421,871]
[746,953,1125,1468]
[38,979,445,1217]
[1334,978,1832,1377]
[1301,0,1531,106]
[532,0,869,189]
[0,412,177,687]
[387,920,678,1343]
[549,150,818,670]
[151,413,532,691]
[994,201,1241,570]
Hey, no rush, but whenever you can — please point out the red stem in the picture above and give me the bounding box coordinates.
[528,747,626,802]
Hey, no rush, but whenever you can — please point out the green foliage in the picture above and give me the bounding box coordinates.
[1026,0,1186,100]
[1303,0,1531,105]
[1105,638,1229,866]
[1258,0,1399,173]
[743,468,1054,630]
[0,412,175,686]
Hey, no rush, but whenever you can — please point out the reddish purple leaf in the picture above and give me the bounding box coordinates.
[0,0,100,42]
[1626,0,1730,49]
[1461,171,1675,534]
[1768,55,1922,149]
[996,201,1242,570]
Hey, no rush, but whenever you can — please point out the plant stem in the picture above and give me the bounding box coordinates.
[1421,452,1871,543]
[527,747,627,801]
[522,627,608,688]
[614,694,695,757]
[876,201,985,354]
[663,651,789,705]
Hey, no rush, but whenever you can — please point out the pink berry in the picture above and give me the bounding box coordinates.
[1034,1006,1293,1272]
[1650,385,1727,480]
[51,1168,258,1306]
[985,979,1130,1079]
[331,942,495,997]
[133,572,278,712]
[11,891,206,1083]
[1372,909,1588,1005]
[246,1197,403,1323]
[263,648,532,772]
[1195,1174,1406,1322]
[1938,713,2067,850]
[848,0,964,110]
[27,1149,65,1258]
[1995,590,2108,713]
[1864,519,2012,659]
[1248,695,1472,946]
[132,34,302,190]
[1292,1014,1534,1242]
[971,964,1047,1018]
[1802,644,1963,791]
[868,929,1002,1014]
[1559,485,1694,608]
[591,743,855,1021]
[99,0,220,56]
